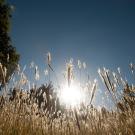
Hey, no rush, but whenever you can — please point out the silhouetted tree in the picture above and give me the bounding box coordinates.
[0,0,19,86]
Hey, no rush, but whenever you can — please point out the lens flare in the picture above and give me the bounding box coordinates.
[59,83,84,107]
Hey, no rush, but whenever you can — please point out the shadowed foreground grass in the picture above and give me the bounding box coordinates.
[0,99,135,135]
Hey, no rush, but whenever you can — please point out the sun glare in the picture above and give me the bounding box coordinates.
[59,83,84,107]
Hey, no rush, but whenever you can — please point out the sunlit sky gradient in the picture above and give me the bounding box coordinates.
[7,0,135,109]
[9,0,135,68]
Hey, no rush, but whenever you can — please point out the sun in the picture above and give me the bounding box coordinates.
[59,82,84,107]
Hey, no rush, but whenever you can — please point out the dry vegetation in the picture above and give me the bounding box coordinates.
[0,55,135,135]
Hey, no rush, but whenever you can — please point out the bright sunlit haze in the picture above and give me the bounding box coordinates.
[1,0,135,134]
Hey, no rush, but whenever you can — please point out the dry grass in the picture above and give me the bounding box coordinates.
[0,101,135,135]
[0,59,135,135]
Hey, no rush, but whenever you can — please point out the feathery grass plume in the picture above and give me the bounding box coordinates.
[66,62,73,87]
[129,62,134,74]
[23,65,27,72]
[0,63,4,83]
[7,54,9,63]
[103,68,115,92]
[16,65,27,89]
[44,69,48,76]
[46,54,59,90]
[0,63,2,70]
[70,58,73,64]
[98,68,103,82]
[83,62,86,69]
[98,68,118,106]
[20,73,28,86]
[3,67,7,79]
[74,108,81,131]
[35,66,40,81]
[47,52,51,66]
[112,72,120,86]
[105,69,111,86]
[0,63,7,95]
[98,68,110,92]
[119,77,126,87]
[117,67,121,75]
[129,62,135,83]
[117,67,127,86]
[47,52,53,82]
[46,52,60,87]
[16,64,21,75]
[78,60,82,69]
[2,66,7,96]
[105,70,119,102]
[90,79,97,105]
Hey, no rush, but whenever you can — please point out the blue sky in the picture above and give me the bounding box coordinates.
[7,0,135,108]
[9,0,135,70]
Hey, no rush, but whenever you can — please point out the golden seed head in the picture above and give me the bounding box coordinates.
[47,52,51,65]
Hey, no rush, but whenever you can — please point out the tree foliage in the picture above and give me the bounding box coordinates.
[0,0,19,85]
